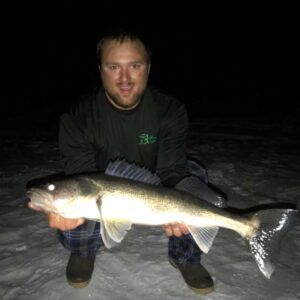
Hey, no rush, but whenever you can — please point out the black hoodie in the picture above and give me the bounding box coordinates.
[59,87,189,187]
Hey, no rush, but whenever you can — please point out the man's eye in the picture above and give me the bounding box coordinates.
[131,64,141,69]
[108,65,118,70]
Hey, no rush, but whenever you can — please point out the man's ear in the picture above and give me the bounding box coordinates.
[98,64,101,71]
[147,63,151,75]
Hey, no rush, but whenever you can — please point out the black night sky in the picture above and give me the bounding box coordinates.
[2,3,299,132]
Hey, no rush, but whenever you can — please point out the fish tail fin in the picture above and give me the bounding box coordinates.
[247,208,297,279]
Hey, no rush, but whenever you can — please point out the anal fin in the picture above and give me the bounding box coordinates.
[187,225,219,253]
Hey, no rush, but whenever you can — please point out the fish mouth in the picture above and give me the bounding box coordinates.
[26,188,53,209]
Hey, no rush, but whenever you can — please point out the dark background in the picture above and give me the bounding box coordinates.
[2,3,299,132]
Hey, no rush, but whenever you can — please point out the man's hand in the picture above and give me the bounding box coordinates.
[28,202,85,231]
[162,222,190,237]
[47,212,85,231]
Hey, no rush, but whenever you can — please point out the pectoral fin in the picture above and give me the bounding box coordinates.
[100,220,120,249]
[102,218,132,249]
[97,196,132,249]
[187,225,219,253]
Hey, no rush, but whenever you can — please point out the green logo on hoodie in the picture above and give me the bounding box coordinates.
[139,133,157,145]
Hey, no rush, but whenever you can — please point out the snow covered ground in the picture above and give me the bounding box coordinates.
[0,118,299,300]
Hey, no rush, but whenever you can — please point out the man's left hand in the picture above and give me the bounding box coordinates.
[162,222,189,237]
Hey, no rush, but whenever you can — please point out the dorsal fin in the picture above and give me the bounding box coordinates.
[105,159,161,185]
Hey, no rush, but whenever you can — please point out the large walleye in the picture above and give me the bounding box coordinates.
[26,159,296,279]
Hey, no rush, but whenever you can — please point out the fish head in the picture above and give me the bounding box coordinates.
[26,176,100,218]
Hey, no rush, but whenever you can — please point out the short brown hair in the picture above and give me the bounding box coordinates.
[96,29,152,65]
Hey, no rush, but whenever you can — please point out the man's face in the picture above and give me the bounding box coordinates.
[100,39,151,110]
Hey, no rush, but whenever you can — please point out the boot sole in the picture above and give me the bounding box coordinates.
[169,258,214,295]
[67,279,91,288]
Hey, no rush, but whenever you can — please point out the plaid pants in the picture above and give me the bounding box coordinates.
[58,159,213,263]
[57,221,103,257]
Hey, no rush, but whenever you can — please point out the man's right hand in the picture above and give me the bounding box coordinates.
[47,212,85,231]
[28,202,85,231]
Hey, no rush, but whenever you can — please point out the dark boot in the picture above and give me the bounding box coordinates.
[169,258,214,295]
[66,254,96,288]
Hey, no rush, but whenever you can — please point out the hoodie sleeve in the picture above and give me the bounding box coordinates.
[59,113,97,175]
[156,98,189,187]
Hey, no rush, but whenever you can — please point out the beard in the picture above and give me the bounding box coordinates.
[105,89,143,110]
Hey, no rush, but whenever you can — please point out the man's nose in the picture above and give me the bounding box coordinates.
[119,67,130,81]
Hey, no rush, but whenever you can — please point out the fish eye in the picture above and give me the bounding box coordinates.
[47,184,55,191]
